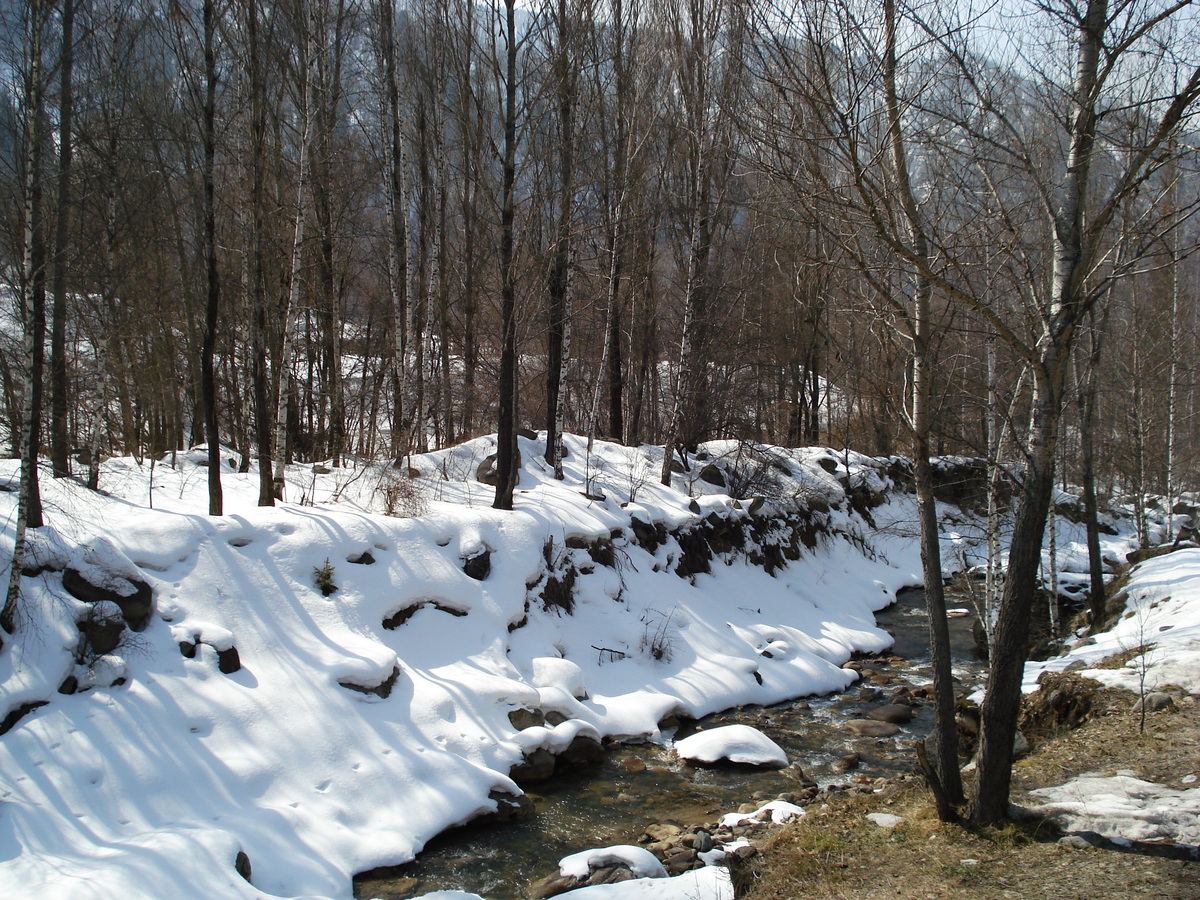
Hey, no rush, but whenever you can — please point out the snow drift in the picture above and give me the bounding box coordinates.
[0,433,1147,899]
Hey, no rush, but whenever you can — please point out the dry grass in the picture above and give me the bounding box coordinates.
[740,688,1200,900]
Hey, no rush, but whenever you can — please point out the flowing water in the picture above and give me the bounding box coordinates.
[355,588,985,900]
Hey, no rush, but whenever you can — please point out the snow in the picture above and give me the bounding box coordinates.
[1028,774,1200,848]
[564,867,733,900]
[674,724,788,767]
[1024,548,1200,695]
[719,800,805,826]
[0,435,1154,900]
[558,845,668,879]
[411,870,734,900]
[1018,546,1200,851]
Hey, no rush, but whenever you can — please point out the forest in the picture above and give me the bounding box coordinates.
[2,0,1196,514]
[0,0,1198,862]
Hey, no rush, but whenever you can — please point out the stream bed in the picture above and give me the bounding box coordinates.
[355,588,985,900]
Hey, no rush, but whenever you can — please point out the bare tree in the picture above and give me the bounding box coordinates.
[658,0,746,484]
[49,0,76,480]
[493,0,524,510]
[3,0,49,638]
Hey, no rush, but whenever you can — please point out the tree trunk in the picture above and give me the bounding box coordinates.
[274,5,315,501]
[882,0,962,811]
[3,0,49,636]
[545,0,575,477]
[50,0,74,479]
[971,367,1063,823]
[201,0,223,516]
[1074,334,1107,626]
[248,0,273,506]
[492,0,520,510]
[377,0,409,459]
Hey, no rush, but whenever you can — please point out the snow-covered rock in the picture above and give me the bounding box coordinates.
[719,800,805,826]
[674,724,788,768]
[559,845,668,880]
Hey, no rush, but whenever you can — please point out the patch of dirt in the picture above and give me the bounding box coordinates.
[740,686,1200,900]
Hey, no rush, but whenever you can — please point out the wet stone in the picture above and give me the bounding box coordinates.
[866,704,915,724]
[665,849,697,873]
[643,823,682,843]
[844,719,901,737]
[526,872,579,899]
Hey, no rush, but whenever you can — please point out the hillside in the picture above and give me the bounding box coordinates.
[0,434,1154,899]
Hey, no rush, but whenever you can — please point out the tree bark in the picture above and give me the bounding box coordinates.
[882,0,963,811]
[201,0,223,516]
[50,0,74,479]
[376,0,410,459]
[493,0,520,510]
[274,1,315,501]
[248,0,274,506]
[971,373,1062,822]
[3,0,49,636]
[545,0,576,478]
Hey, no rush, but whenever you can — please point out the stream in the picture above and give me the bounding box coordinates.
[355,587,986,900]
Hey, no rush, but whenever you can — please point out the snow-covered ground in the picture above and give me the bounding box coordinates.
[1025,548,1200,696]
[0,434,1158,899]
[1023,548,1200,852]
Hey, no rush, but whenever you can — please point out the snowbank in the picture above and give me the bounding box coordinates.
[0,436,915,900]
[1024,548,1200,694]
[0,435,1153,899]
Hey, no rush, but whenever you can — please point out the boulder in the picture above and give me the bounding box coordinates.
[217,646,241,675]
[866,704,915,724]
[675,724,788,768]
[557,733,604,768]
[474,791,534,827]
[527,872,581,899]
[234,851,252,883]
[477,451,521,487]
[462,549,492,581]
[664,848,697,874]
[844,719,900,737]
[80,601,126,655]
[339,664,401,699]
[510,748,556,785]
[63,567,154,632]
[1135,692,1175,713]
[642,823,682,843]
[508,707,546,731]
